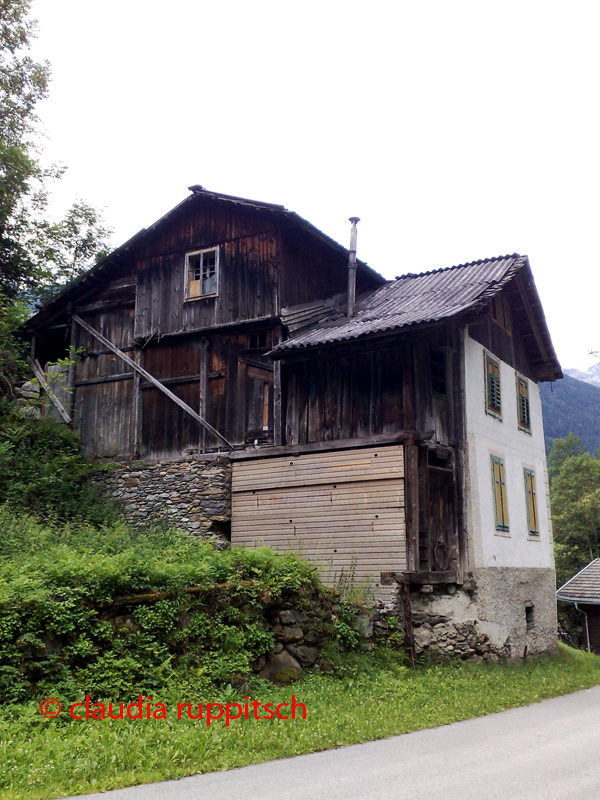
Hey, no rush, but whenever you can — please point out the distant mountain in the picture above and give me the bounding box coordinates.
[563,362,600,389]
[540,375,600,456]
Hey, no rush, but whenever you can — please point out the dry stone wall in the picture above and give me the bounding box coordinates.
[92,455,232,546]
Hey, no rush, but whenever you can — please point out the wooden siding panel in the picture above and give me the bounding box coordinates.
[74,305,135,458]
[134,204,279,339]
[75,379,133,459]
[232,446,405,599]
[284,349,405,445]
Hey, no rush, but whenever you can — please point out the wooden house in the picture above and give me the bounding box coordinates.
[557,560,600,654]
[24,186,563,658]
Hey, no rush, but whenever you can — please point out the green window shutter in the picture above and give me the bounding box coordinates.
[517,377,531,430]
[486,355,502,415]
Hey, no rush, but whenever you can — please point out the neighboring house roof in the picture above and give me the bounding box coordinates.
[274,253,562,381]
[23,186,385,332]
[556,559,600,605]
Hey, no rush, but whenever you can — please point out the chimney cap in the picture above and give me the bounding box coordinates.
[349,216,361,224]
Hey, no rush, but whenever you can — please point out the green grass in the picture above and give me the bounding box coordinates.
[1,644,600,799]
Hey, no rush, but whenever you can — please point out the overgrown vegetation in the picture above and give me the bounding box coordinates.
[0,507,337,705]
[1,646,599,799]
[0,410,113,522]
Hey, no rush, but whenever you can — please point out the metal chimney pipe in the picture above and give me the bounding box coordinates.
[347,216,360,317]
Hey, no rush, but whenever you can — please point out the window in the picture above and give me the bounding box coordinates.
[485,353,502,418]
[491,295,512,334]
[429,345,448,398]
[248,331,269,350]
[186,248,219,299]
[516,375,531,432]
[524,469,539,535]
[491,455,509,531]
[525,605,535,632]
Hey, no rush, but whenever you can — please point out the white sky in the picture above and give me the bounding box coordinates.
[29,0,600,371]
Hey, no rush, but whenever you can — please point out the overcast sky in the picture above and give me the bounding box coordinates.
[29,0,600,371]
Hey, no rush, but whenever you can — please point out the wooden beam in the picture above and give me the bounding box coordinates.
[75,372,133,387]
[199,338,209,454]
[514,273,550,363]
[139,373,203,389]
[28,357,72,424]
[71,315,232,449]
[131,347,142,459]
[76,298,135,314]
[230,429,434,461]
[380,570,457,586]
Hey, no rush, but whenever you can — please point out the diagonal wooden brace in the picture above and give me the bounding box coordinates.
[72,314,232,449]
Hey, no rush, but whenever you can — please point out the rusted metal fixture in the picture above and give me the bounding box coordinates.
[347,216,360,318]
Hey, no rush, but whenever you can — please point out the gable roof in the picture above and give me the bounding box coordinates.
[273,254,562,381]
[23,186,385,332]
[556,560,600,605]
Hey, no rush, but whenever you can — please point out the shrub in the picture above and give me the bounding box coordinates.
[0,508,331,703]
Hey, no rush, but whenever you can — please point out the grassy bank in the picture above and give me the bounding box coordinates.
[1,644,600,799]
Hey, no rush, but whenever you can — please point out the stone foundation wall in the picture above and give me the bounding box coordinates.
[397,567,558,661]
[92,455,232,546]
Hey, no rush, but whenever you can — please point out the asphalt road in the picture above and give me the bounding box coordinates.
[74,686,600,800]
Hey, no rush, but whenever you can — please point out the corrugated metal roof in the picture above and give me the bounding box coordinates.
[275,254,524,353]
[557,559,600,605]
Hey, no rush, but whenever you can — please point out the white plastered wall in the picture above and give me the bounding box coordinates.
[463,331,554,571]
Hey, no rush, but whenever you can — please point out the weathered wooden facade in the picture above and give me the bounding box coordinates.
[28,188,382,461]
[25,188,563,655]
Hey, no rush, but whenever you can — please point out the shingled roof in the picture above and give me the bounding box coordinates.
[273,253,562,381]
[557,560,600,605]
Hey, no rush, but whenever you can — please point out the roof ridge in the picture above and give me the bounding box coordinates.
[394,253,523,281]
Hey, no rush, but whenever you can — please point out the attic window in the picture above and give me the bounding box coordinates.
[491,295,511,334]
[186,248,219,299]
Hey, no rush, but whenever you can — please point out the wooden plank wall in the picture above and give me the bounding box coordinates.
[232,445,406,599]
[283,347,405,445]
[74,298,136,459]
[279,228,380,308]
[134,202,279,340]
[467,288,535,379]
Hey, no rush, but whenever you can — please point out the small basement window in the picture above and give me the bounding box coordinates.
[186,247,219,299]
[516,375,531,432]
[429,345,448,398]
[525,605,535,632]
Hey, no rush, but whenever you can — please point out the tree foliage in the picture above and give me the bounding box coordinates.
[550,435,600,589]
[0,0,51,298]
[0,1,113,398]
[0,0,113,304]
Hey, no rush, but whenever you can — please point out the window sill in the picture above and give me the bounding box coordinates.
[185,294,218,303]
[528,534,541,541]
[485,408,503,421]
[518,425,532,435]
[494,529,511,538]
